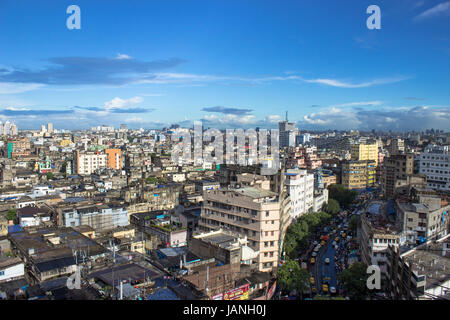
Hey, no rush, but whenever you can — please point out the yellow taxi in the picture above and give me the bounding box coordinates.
[322,284,329,293]
[320,235,324,240]
[310,258,316,264]
[341,232,347,238]
[311,286,317,293]
[310,277,315,284]
[320,240,325,246]
[335,237,340,242]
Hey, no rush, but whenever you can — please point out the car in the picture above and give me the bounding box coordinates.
[320,240,325,246]
[310,277,315,284]
[322,284,328,293]
[313,241,318,246]
[311,286,317,293]
[341,233,347,238]
[314,246,320,252]
[310,258,316,264]
[324,258,330,264]
[332,241,336,246]
[323,277,331,281]
[320,235,324,240]
[330,287,337,294]
[335,237,340,242]
[312,252,317,257]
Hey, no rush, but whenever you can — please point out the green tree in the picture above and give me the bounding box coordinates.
[5,208,16,221]
[325,199,340,215]
[338,262,369,300]
[348,215,359,233]
[46,172,54,180]
[328,184,358,209]
[277,259,309,294]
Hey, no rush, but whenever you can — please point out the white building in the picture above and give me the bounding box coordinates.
[419,144,449,191]
[285,169,314,218]
[62,204,129,231]
[74,151,107,175]
[0,258,25,283]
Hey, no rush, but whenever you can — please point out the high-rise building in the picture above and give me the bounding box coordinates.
[200,186,281,272]
[47,123,53,134]
[382,154,415,199]
[419,144,449,191]
[389,138,405,156]
[74,151,107,175]
[351,140,379,166]
[285,169,314,218]
[105,148,122,170]
[341,160,376,190]
[279,114,296,149]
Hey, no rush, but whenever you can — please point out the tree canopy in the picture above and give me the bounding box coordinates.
[325,198,340,215]
[278,259,310,294]
[337,262,369,300]
[5,208,16,221]
[328,184,358,209]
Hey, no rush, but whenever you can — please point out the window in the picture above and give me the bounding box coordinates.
[0,271,4,276]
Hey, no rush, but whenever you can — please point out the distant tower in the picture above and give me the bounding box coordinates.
[47,123,53,133]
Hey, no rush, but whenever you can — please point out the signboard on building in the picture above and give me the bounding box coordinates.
[223,283,249,300]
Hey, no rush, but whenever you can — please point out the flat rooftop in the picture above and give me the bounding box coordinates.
[8,227,107,263]
[402,238,450,289]
[194,231,240,250]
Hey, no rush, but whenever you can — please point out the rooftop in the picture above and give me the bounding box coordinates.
[402,236,450,289]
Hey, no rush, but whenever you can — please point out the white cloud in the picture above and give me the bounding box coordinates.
[330,101,384,108]
[0,82,44,94]
[414,1,450,21]
[304,76,409,88]
[103,96,143,111]
[115,53,132,60]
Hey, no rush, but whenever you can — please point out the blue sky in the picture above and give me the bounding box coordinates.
[0,0,449,130]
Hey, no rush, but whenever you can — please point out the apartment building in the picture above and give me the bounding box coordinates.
[397,195,449,243]
[61,204,129,232]
[419,144,450,191]
[284,169,314,218]
[105,148,122,170]
[360,201,403,286]
[351,140,379,166]
[74,151,107,175]
[199,187,281,272]
[341,160,376,190]
[382,154,415,199]
[387,236,450,300]
[279,120,296,149]
[388,138,405,156]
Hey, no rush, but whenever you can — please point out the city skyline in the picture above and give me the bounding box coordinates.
[0,0,449,131]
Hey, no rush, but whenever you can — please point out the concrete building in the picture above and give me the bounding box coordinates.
[388,138,405,156]
[360,201,404,286]
[74,151,107,175]
[62,204,129,232]
[105,148,122,170]
[382,154,415,199]
[341,160,376,190]
[351,140,379,166]
[397,195,449,243]
[0,257,25,283]
[284,169,314,218]
[387,235,450,300]
[199,187,281,272]
[279,120,296,149]
[419,144,450,191]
